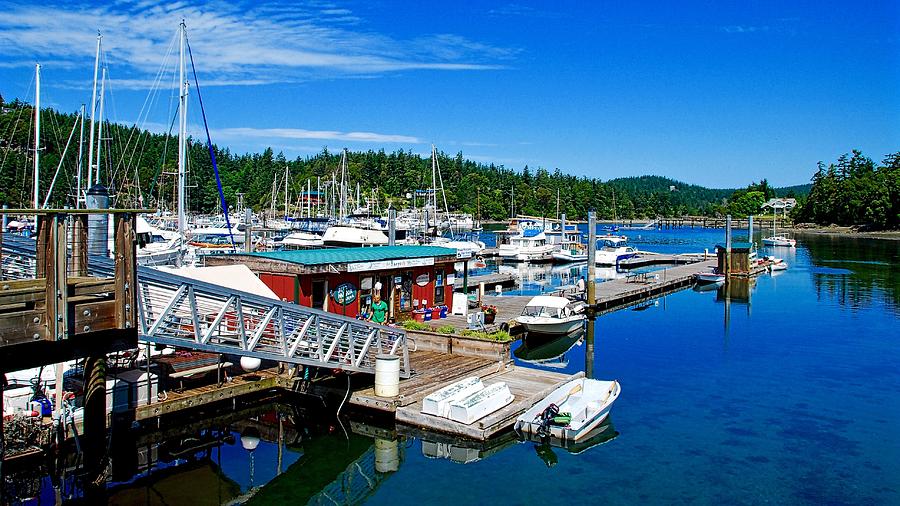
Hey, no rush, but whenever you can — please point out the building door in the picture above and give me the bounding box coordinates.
[311,279,326,310]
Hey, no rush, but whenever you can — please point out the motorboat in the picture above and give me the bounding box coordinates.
[279,231,324,248]
[515,296,586,335]
[515,378,621,441]
[594,235,638,265]
[135,216,182,266]
[769,258,788,271]
[695,270,726,284]
[498,223,555,262]
[551,225,587,263]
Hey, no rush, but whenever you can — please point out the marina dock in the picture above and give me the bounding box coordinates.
[312,349,579,441]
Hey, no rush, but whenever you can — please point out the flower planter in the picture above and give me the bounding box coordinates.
[483,312,496,324]
[439,306,448,318]
[412,310,426,323]
[431,308,442,320]
[423,310,432,321]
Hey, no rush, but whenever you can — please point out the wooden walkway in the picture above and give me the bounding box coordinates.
[454,271,518,290]
[593,259,717,313]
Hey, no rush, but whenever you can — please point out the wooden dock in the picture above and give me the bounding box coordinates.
[311,349,578,441]
[454,271,518,290]
[593,259,717,314]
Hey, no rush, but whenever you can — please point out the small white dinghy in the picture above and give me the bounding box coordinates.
[448,382,514,425]
[422,376,485,418]
[515,378,620,441]
[515,296,586,335]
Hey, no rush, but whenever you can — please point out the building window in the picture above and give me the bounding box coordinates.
[311,279,326,310]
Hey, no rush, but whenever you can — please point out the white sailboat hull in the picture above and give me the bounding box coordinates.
[322,226,389,247]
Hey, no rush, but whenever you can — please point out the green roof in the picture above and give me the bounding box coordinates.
[235,245,457,266]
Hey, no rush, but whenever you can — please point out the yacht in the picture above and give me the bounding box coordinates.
[322,225,389,247]
[498,222,555,262]
[551,226,587,263]
[594,235,637,265]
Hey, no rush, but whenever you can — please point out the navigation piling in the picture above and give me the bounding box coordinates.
[388,208,396,246]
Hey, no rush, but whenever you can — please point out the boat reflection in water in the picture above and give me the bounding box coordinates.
[522,417,620,467]
[514,328,585,369]
[412,425,519,465]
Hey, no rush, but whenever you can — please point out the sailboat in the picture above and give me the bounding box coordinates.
[762,205,796,247]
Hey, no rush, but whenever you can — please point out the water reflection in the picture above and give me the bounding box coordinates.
[514,329,585,369]
[799,233,900,313]
[522,417,619,468]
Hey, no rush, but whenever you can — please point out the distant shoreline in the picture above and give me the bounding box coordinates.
[787,226,900,241]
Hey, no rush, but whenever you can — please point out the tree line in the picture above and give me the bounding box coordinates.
[794,150,900,229]
[2,98,812,221]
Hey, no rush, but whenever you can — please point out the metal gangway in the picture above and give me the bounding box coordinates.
[1,231,410,378]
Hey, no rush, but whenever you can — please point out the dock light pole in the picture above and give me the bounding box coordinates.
[748,215,753,243]
[725,215,732,278]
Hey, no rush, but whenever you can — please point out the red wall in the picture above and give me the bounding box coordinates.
[259,273,295,303]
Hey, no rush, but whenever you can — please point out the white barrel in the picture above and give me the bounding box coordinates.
[374,354,400,397]
[374,437,400,473]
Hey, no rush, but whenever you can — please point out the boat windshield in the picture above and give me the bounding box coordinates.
[521,305,563,318]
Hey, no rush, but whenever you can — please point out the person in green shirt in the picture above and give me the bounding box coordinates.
[369,293,389,324]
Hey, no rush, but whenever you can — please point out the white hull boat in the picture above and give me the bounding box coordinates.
[770,259,788,271]
[322,226,389,247]
[515,296,586,335]
[594,235,637,265]
[695,271,726,284]
[280,231,324,248]
[762,236,796,247]
[498,225,555,262]
[448,382,514,424]
[515,378,621,441]
[552,248,588,263]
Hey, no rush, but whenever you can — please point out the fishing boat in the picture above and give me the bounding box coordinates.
[448,382,514,424]
[497,222,555,262]
[515,296,586,335]
[594,235,637,265]
[515,378,621,441]
[551,225,587,263]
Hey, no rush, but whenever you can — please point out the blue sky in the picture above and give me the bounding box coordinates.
[0,0,897,187]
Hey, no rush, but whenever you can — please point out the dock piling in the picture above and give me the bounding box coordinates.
[587,211,597,313]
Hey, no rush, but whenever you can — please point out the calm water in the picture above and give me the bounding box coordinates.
[14,229,900,505]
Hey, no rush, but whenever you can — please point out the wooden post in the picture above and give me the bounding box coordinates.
[114,213,137,330]
[82,353,107,483]
[36,214,49,279]
[46,214,68,341]
[585,317,595,379]
[70,215,88,277]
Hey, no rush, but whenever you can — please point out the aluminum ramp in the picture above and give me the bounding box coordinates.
[1,234,410,377]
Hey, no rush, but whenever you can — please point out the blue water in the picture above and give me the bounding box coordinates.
[18,229,900,505]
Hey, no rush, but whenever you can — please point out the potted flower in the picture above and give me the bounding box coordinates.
[481,304,498,324]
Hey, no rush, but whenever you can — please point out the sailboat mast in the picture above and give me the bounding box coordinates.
[94,67,106,186]
[33,63,41,210]
[177,21,188,244]
[284,164,289,219]
[86,32,101,190]
[75,104,85,208]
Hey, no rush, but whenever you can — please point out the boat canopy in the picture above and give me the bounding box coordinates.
[525,296,571,309]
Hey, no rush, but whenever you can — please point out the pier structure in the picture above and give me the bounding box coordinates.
[0,209,140,479]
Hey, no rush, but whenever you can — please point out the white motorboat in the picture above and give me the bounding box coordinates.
[498,224,555,262]
[135,216,182,266]
[322,225,389,247]
[448,382,514,424]
[422,376,485,418]
[695,270,726,284]
[515,296,586,335]
[432,237,486,256]
[769,258,788,271]
[551,225,587,263]
[280,231,324,248]
[594,235,638,265]
[515,378,621,441]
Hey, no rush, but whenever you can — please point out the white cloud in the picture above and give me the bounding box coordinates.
[212,127,422,144]
[0,0,513,88]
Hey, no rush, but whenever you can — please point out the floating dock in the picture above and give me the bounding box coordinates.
[309,348,578,441]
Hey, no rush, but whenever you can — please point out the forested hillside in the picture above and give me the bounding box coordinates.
[0,98,816,220]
